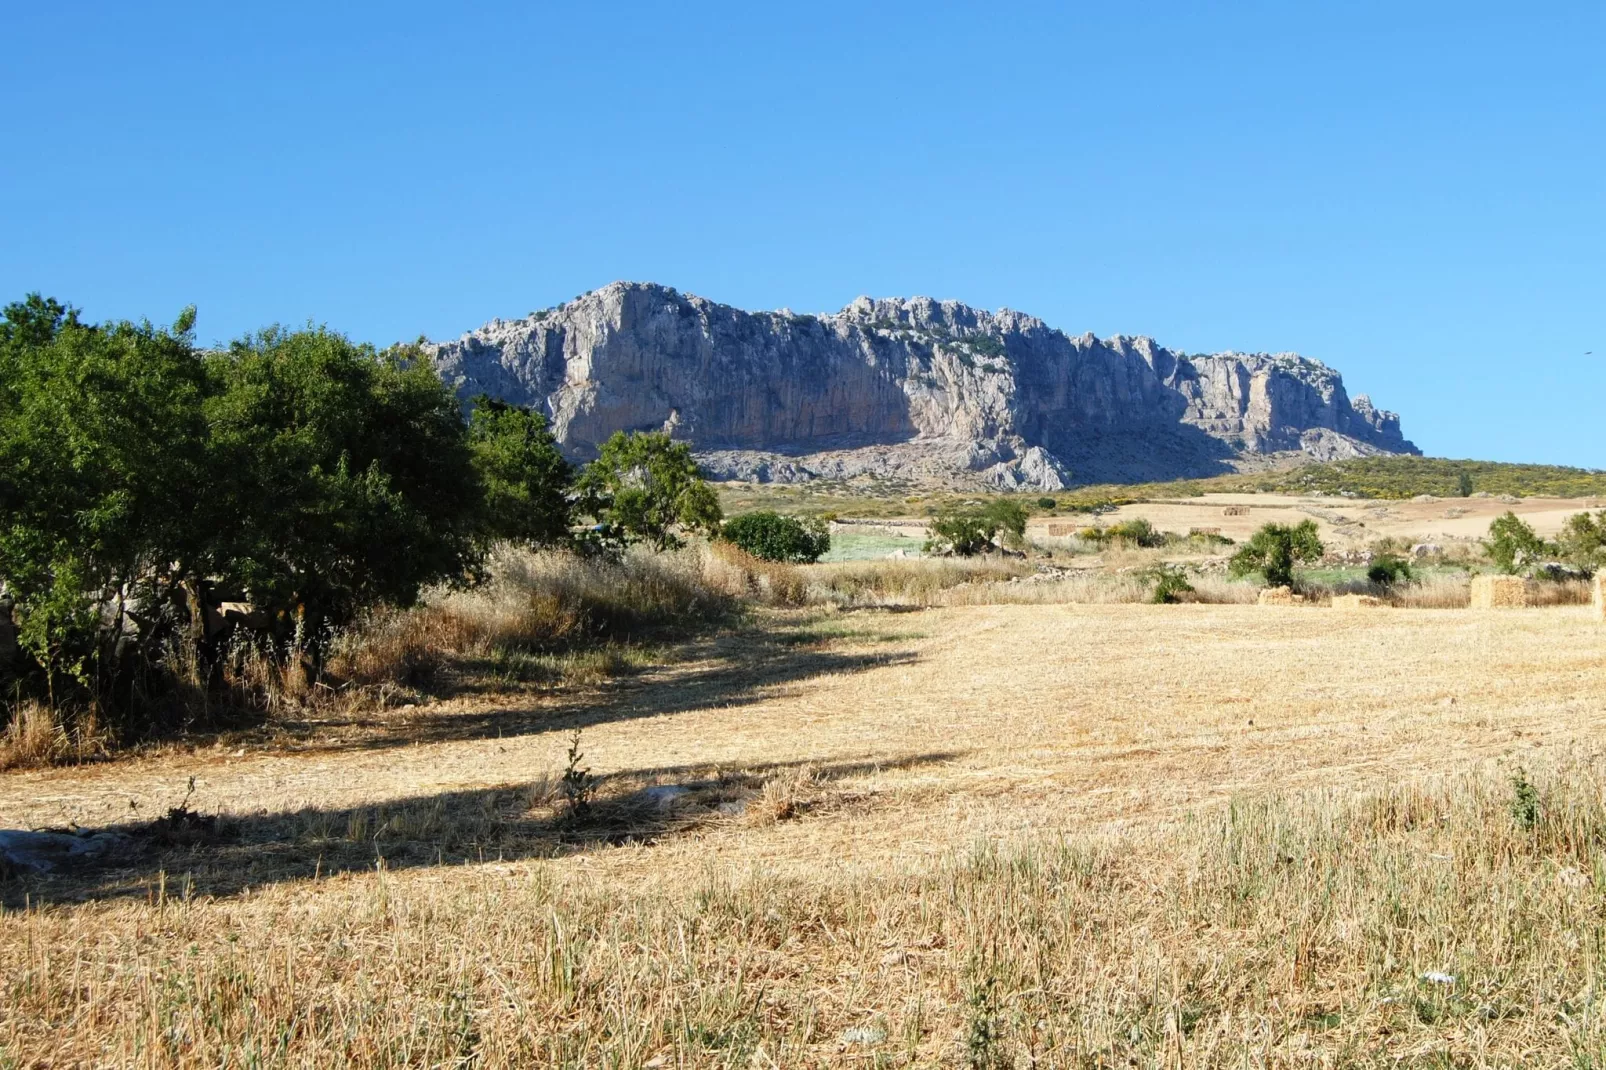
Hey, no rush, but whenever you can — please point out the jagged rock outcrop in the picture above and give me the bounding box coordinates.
[428,282,1416,489]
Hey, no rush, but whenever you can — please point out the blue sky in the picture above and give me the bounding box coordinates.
[3,2,1601,466]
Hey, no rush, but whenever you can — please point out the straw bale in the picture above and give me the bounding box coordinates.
[1046,523,1075,537]
[1594,574,1605,621]
[1222,505,1250,517]
[1258,586,1302,606]
[1470,574,1528,609]
[1332,594,1387,610]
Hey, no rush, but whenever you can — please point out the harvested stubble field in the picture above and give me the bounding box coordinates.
[4,601,1606,1066]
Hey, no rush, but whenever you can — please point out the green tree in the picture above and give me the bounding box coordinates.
[575,431,722,551]
[721,512,830,563]
[467,396,573,548]
[0,295,211,712]
[204,329,484,640]
[1457,471,1475,497]
[925,500,1027,556]
[1229,520,1324,588]
[1484,512,1547,574]
[982,499,1029,549]
[1555,510,1606,572]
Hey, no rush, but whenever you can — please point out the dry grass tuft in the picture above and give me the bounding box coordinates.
[1528,577,1594,607]
[807,557,1033,606]
[1332,593,1387,610]
[324,544,739,701]
[0,700,70,770]
[1595,573,1606,621]
[747,764,816,826]
[704,542,808,605]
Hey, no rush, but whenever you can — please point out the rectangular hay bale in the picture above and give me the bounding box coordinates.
[1222,505,1251,517]
[1258,586,1302,606]
[1046,523,1075,537]
[1470,574,1528,609]
[1332,594,1387,610]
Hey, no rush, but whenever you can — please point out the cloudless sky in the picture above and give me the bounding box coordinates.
[3,2,1602,466]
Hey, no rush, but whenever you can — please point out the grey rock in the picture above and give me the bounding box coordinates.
[0,829,129,875]
[428,282,1417,489]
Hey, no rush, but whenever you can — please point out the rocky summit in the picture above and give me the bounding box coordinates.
[428,282,1417,490]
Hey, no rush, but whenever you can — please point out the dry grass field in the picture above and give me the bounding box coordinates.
[4,600,1606,1065]
[1037,493,1598,550]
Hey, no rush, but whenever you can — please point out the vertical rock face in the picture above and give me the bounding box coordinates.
[428,282,1416,488]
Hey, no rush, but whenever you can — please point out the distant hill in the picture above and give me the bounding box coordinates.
[1245,456,1606,500]
[428,281,1418,490]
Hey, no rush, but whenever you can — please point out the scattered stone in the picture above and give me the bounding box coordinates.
[0,829,129,875]
[840,1025,887,1047]
[639,786,692,811]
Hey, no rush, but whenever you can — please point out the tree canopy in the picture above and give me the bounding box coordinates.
[0,293,723,737]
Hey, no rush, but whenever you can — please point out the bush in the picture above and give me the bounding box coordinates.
[1367,554,1413,587]
[1230,520,1324,588]
[1141,563,1196,604]
[721,511,830,563]
[1082,518,1168,548]
[1037,497,1057,510]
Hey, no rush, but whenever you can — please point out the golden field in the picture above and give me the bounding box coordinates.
[4,597,1606,1066]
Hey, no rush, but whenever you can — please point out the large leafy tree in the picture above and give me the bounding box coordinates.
[1229,520,1324,588]
[575,431,722,551]
[467,396,574,548]
[203,329,485,639]
[0,295,210,704]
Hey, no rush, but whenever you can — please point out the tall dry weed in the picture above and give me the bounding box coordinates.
[324,544,739,697]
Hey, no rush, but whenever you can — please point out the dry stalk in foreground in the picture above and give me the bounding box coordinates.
[6,759,1606,1066]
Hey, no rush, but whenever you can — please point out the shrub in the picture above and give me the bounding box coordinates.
[1141,563,1196,604]
[721,511,830,563]
[1367,554,1413,587]
[1230,520,1324,588]
[1083,518,1168,548]
[1037,497,1057,510]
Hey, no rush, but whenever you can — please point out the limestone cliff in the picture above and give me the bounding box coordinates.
[428,282,1416,489]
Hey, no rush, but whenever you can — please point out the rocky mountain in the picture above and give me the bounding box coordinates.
[427,282,1417,490]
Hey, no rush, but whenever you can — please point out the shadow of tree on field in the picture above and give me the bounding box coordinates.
[1,750,963,907]
[269,619,922,756]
